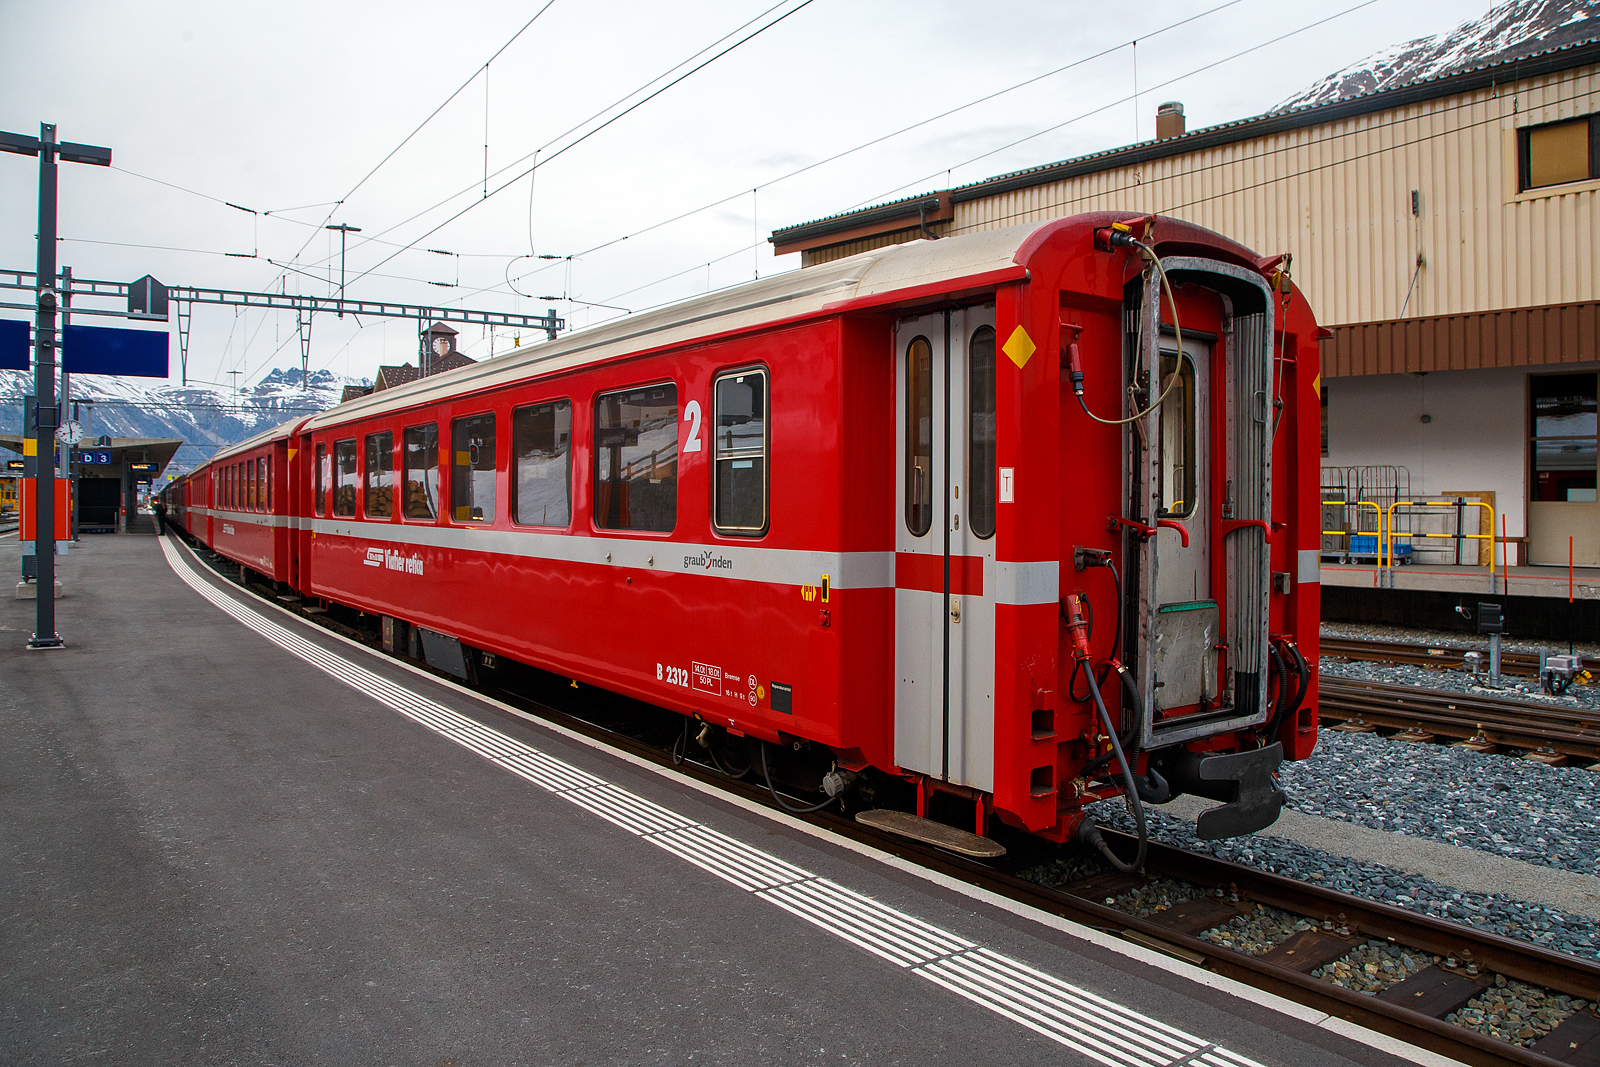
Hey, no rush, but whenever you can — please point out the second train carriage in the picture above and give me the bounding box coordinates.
[173,212,1321,849]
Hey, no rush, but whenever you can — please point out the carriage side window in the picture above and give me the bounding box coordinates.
[403,423,439,519]
[253,458,262,511]
[968,327,996,539]
[594,384,677,533]
[265,456,272,511]
[905,336,933,537]
[513,400,572,527]
[314,443,326,516]
[451,414,497,523]
[333,439,358,517]
[1156,350,1197,519]
[713,369,767,533]
[365,431,395,518]
[256,457,266,511]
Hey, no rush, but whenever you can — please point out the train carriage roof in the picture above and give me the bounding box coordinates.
[299,220,1048,433]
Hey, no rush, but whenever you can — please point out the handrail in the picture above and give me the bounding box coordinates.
[1320,498,1386,566]
[1384,499,1495,589]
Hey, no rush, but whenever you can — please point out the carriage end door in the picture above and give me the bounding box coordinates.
[894,308,998,790]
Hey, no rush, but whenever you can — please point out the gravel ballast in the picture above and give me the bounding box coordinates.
[1087,803,1600,962]
[1277,727,1600,878]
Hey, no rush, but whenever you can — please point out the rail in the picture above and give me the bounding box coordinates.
[1319,675,1600,761]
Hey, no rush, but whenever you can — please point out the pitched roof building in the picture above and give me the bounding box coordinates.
[772,30,1600,585]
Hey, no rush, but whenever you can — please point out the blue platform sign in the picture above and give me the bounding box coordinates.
[62,324,168,377]
[0,319,28,370]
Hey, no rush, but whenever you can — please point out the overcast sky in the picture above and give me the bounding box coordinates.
[1,0,1493,392]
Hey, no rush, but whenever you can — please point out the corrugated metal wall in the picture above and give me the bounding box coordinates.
[1325,299,1600,376]
[942,64,1600,342]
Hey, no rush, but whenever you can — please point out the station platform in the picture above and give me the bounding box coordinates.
[1322,562,1600,600]
[1,531,1437,1067]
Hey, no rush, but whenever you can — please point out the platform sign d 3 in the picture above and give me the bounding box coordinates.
[62,324,168,377]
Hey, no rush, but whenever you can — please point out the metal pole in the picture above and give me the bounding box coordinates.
[1489,632,1502,686]
[29,122,62,649]
[61,265,78,542]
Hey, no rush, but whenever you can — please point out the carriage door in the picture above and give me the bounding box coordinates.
[1152,332,1217,713]
[894,307,998,790]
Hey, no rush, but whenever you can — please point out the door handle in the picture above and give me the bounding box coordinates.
[950,597,961,623]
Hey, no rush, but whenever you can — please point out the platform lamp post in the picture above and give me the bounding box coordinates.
[0,123,112,649]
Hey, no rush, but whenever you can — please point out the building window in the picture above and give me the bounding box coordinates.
[594,384,677,533]
[333,440,359,516]
[713,369,767,533]
[968,327,996,539]
[905,336,933,537]
[365,431,394,518]
[314,443,326,516]
[1530,373,1597,502]
[1519,114,1600,191]
[513,400,572,527]
[403,424,439,519]
[451,413,496,523]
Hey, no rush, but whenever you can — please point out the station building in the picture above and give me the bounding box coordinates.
[771,37,1600,621]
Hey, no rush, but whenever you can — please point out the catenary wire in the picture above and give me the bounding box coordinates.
[343,0,819,288]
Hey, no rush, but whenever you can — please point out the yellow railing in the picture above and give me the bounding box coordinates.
[1381,499,1502,591]
[1320,498,1387,562]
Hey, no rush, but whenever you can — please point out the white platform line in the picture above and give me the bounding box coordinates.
[160,537,1273,1066]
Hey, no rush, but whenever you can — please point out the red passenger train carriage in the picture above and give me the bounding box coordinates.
[165,212,1321,854]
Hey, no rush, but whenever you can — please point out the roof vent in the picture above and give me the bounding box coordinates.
[1156,101,1185,140]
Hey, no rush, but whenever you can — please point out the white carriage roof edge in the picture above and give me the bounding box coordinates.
[297,220,1047,434]
[212,421,297,466]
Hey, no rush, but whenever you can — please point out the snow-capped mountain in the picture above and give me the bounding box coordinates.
[0,367,362,475]
[1278,0,1598,111]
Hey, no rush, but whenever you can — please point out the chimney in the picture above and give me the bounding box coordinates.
[1156,101,1185,140]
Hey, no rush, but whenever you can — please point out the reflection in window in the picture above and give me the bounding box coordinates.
[968,327,996,539]
[905,337,933,536]
[595,384,678,532]
[248,459,258,511]
[332,435,358,515]
[365,431,395,518]
[403,424,439,519]
[513,400,572,527]
[452,414,497,522]
[1530,372,1598,502]
[333,440,358,517]
[314,443,326,516]
[1157,351,1197,519]
[714,369,767,532]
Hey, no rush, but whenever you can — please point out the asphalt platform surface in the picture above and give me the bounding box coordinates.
[1,527,1423,1067]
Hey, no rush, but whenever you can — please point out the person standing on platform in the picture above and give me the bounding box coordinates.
[153,498,167,535]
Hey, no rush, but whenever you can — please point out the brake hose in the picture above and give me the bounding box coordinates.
[760,744,838,815]
[1079,665,1149,874]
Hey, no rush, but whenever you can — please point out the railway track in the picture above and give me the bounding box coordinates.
[185,539,1600,1067]
[1321,637,1600,679]
[1319,677,1600,762]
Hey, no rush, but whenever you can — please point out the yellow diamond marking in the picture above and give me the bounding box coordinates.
[1002,325,1036,369]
